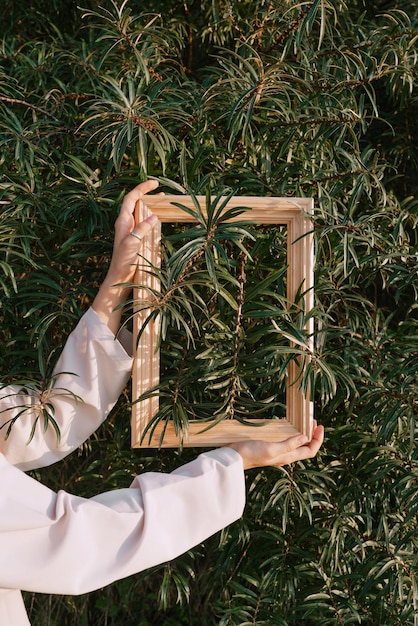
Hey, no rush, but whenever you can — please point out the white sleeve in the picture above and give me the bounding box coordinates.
[0,308,133,471]
[0,589,30,626]
[0,448,245,595]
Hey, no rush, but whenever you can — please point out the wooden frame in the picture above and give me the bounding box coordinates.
[131,195,314,448]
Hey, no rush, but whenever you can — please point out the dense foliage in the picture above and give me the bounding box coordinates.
[1,0,417,624]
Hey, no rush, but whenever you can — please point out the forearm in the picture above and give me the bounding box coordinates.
[92,277,131,336]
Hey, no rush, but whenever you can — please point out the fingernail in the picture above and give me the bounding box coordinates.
[146,215,158,225]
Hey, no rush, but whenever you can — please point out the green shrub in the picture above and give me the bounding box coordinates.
[1,1,417,624]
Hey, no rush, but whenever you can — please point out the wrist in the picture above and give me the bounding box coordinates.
[225,442,251,470]
[92,278,132,335]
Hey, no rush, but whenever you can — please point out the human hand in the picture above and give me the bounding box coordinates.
[226,421,324,470]
[92,180,161,334]
[106,179,161,287]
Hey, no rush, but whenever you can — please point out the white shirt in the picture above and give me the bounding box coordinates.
[0,309,245,624]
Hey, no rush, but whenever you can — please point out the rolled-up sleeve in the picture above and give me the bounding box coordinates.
[0,448,245,595]
[0,309,133,471]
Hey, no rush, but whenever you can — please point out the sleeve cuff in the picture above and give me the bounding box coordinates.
[85,308,133,359]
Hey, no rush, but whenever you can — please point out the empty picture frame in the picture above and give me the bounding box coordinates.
[131,194,314,448]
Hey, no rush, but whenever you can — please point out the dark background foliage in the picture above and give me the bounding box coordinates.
[1,1,417,624]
